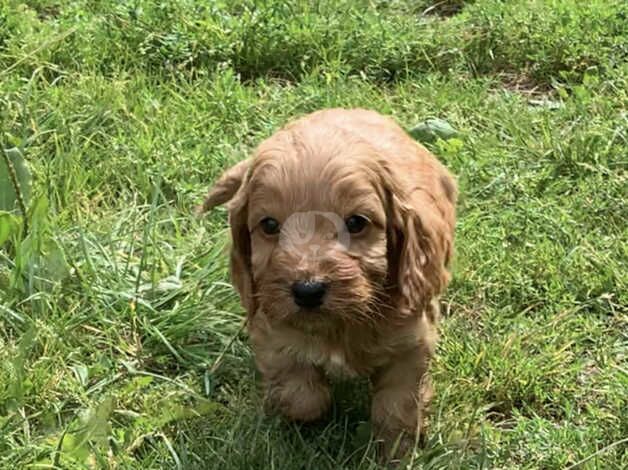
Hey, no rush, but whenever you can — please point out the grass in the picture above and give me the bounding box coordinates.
[0,0,626,468]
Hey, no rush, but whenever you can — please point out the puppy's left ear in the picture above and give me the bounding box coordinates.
[384,163,457,317]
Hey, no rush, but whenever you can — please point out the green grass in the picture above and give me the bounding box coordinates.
[1,0,626,468]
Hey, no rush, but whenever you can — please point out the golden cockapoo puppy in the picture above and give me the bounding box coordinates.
[199,108,457,458]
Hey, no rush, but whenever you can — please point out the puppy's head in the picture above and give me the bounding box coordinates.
[200,118,455,328]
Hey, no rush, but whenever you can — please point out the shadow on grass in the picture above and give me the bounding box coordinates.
[169,379,377,470]
[153,375,475,470]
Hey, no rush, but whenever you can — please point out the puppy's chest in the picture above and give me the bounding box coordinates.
[292,336,383,379]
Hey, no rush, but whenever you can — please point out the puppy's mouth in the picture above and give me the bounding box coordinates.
[295,304,327,315]
[291,301,330,320]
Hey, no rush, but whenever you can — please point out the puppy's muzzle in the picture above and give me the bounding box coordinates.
[291,280,327,309]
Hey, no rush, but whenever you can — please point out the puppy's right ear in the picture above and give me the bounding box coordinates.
[227,181,257,316]
[195,159,251,215]
[196,159,256,315]
[197,159,257,316]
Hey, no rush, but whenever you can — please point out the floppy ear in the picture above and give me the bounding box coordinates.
[227,183,257,316]
[385,167,457,318]
[196,159,257,315]
[196,159,251,214]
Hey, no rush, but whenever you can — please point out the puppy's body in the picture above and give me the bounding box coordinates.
[201,109,456,457]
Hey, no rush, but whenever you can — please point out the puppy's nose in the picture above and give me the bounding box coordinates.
[291,280,327,309]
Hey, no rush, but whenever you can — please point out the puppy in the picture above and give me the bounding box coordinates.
[199,108,457,458]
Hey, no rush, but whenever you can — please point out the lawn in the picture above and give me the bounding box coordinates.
[1,0,626,468]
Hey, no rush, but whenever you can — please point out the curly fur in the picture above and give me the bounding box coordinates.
[199,108,457,459]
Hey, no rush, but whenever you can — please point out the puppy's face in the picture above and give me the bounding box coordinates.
[201,111,456,330]
[245,138,389,327]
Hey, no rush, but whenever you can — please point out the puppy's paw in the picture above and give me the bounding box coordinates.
[374,428,425,467]
[266,377,331,422]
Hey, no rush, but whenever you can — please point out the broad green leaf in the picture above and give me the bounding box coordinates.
[0,211,20,245]
[8,326,36,408]
[27,193,49,233]
[0,147,32,212]
[11,196,69,293]
[41,237,70,284]
[71,363,90,387]
[408,118,460,144]
[77,397,114,446]
[60,433,90,464]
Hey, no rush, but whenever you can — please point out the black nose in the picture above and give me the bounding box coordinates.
[291,281,327,309]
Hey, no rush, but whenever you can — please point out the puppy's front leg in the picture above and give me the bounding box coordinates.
[370,347,433,459]
[254,346,331,423]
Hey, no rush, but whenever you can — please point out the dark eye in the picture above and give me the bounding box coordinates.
[345,215,368,234]
[260,217,280,235]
